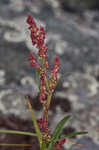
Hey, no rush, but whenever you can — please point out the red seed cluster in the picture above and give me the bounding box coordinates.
[39,71,47,102]
[27,15,60,102]
[27,15,48,61]
[38,118,49,133]
[49,57,60,93]
[54,138,66,150]
[29,52,41,70]
[27,15,50,103]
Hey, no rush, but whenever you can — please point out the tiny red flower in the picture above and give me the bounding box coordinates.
[29,52,41,70]
[58,138,66,145]
[39,71,48,102]
[27,15,37,29]
[49,57,60,93]
[38,118,49,133]
[27,16,49,87]
[53,138,66,150]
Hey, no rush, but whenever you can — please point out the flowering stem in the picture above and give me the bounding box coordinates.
[41,141,46,150]
[43,93,52,123]
[45,77,49,91]
[47,93,52,110]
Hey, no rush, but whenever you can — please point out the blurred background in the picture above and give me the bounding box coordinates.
[0,0,99,150]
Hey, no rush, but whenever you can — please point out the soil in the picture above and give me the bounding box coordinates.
[0,115,39,150]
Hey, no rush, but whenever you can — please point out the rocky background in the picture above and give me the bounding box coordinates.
[0,0,99,150]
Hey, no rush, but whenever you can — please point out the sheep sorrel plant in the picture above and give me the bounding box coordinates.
[0,15,88,150]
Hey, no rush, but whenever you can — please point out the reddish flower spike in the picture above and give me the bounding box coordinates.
[29,52,41,70]
[38,118,49,133]
[27,15,36,27]
[49,57,60,93]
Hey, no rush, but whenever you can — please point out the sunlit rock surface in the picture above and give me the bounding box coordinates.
[0,0,99,149]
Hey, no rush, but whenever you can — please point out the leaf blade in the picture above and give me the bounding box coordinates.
[0,129,36,137]
[59,131,88,139]
[0,143,32,147]
[52,115,71,140]
[28,99,42,147]
[35,70,40,90]
[47,114,71,150]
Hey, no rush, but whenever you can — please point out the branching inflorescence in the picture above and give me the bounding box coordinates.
[27,15,61,148]
[0,15,88,150]
[26,15,88,150]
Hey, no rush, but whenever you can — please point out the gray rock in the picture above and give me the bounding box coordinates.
[60,0,99,11]
[72,137,99,150]
[0,0,99,147]
[0,70,5,85]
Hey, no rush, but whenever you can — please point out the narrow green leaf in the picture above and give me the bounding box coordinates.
[54,131,88,143]
[52,115,71,140]
[0,143,32,147]
[0,129,37,137]
[59,131,88,139]
[47,115,71,150]
[35,70,40,90]
[28,100,42,147]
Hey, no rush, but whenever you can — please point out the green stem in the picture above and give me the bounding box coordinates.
[43,93,52,122]
[47,93,52,110]
[45,77,49,91]
[41,141,46,150]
